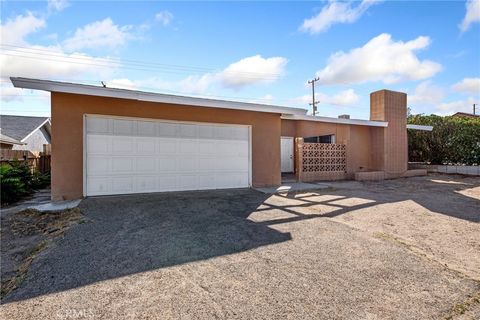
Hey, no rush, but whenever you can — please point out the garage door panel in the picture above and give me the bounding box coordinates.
[136,157,157,173]
[158,123,177,137]
[198,174,215,189]
[86,116,250,196]
[112,137,135,154]
[198,157,216,171]
[135,176,157,192]
[177,174,198,190]
[87,135,110,154]
[87,156,110,174]
[136,138,156,154]
[158,175,178,191]
[137,121,156,137]
[111,176,134,193]
[86,117,111,134]
[178,139,198,154]
[112,157,134,173]
[158,139,176,154]
[158,157,177,172]
[177,157,198,172]
[197,125,215,139]
[178,124,197,138]
[87,177,111,195]
[113,119,135,136]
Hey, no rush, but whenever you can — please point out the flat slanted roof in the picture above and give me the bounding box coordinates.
[11,77,307,116]
[10,77,432,130]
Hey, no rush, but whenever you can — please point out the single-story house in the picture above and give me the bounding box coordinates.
[0,115,51,152]
[11,77,431,201]
[0,131,25,149]
[452,112,479,118]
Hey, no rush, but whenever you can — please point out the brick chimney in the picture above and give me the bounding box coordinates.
[370,90,407,177]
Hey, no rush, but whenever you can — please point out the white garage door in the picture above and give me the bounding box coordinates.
[84,115,250,196]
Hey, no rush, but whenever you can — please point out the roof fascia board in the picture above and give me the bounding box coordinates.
[406,124,433,131]
[281,114,388,127]
[11,77,308,116]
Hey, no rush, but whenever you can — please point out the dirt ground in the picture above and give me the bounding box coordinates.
[1,174,479,319]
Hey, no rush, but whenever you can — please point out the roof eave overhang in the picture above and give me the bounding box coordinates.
[11,77,308,116]
[406,124,433,131]
[281,114,389,127]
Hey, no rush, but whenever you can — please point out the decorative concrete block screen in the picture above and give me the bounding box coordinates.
[297,141,348,181]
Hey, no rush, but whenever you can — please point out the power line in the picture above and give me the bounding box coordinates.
[0,44,283,79]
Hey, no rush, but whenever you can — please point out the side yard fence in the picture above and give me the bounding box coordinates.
[0,145,51,174]
[296,139,348,182]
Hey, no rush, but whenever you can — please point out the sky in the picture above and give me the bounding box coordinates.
[0,0,479,119]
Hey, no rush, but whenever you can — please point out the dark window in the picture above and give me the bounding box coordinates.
[304,135,333,143]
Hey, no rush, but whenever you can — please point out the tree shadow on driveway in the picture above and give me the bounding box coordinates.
[2,174,478,304]
[2,189,290,303]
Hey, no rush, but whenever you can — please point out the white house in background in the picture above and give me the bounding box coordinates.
[0,115,51,152]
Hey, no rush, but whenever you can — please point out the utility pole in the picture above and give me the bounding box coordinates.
[308,77,320,116]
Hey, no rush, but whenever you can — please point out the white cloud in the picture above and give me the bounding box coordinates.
[0,14,118,102]
[155,11,174,26]
[219,55,288,89]
[48,0,69,12]
[292,89,359,107]
[452,77,480,95]
[107,55,288,96]
[409,81,445,106]
[436,97,477,115]
[300,0,381,34]
[0,12,46,46]
[315,33,442,85]
[459,0,480,32]
[63,18,133,51]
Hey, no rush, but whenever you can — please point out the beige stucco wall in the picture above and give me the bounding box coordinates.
[281,119,375,177]
[51,92,282,200]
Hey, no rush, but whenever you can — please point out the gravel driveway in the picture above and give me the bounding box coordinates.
[2,174,479,319]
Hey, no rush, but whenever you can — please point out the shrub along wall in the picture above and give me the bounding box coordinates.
[407,114,480,165]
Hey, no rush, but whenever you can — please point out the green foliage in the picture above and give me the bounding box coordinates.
[0,161,51,205]
[408,114,480,165]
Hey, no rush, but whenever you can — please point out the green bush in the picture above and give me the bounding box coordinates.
[408,114,480,165]
[0,160,51,205]
[1,164,28,204]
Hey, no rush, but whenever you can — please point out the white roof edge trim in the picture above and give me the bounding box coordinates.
[11,77,308,116]
[281,114,388,127]
[20,118,50,142]
[406,124,433,131]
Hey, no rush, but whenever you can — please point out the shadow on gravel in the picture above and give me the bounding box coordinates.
[269,174,480,224]
[2,189,291,303]
[2,175,478,303]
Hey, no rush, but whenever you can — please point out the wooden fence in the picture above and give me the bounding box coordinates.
[0,145,51,174]
[296,139,347,182]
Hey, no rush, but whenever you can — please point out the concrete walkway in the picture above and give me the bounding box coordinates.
[0,189,80,216]
[254,182,330,194]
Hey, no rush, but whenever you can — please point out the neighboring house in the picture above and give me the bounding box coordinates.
[0,115,51,152]
[452,112,479,118]
[11,78,431,201]
[0,131,25,149]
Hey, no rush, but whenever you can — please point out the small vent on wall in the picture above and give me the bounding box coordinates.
[338,114,350,119]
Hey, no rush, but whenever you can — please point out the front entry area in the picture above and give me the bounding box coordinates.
[85,115,251,196]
